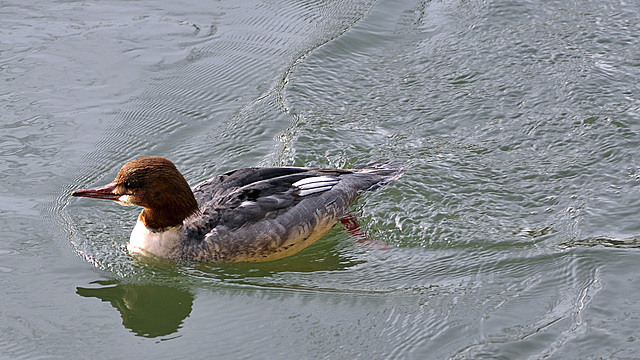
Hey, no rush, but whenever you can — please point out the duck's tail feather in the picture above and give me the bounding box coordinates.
[356,160,407,191]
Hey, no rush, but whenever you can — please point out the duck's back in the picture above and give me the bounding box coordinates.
[182,161,406,262]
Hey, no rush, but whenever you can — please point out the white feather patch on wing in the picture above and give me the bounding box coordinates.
[293,176,340,196]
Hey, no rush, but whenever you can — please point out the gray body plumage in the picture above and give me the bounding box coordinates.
[177,161,406,262]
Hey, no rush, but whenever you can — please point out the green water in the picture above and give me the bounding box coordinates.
[2,0,640,358]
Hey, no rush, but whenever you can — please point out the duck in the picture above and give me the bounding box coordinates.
[72,156,405,262]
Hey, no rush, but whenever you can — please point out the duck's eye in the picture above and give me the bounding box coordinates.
[124,180,133,189]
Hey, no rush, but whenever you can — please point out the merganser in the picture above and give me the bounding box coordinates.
[72,156,405,262]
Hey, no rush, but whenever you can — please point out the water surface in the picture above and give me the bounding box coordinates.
[2,0,640,358]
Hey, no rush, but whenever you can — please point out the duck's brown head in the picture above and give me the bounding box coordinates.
[72,156,199,229]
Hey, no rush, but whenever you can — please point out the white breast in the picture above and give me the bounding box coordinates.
[127,218,183,258]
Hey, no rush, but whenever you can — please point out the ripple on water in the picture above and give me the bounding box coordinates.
[52,0,640,357]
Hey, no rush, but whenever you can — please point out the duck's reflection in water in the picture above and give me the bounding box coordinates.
[77,280,193,338]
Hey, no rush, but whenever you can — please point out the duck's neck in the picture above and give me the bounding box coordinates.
[129,191,199,258]
[140,208,185,230]
[139,195,199,231]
